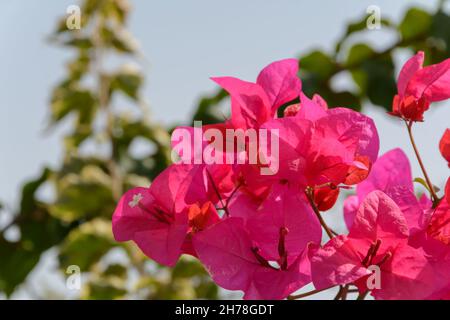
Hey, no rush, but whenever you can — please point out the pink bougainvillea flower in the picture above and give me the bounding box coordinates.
[311,191,438,300]
[391,51,450,122]
[405,178,450,299]
[439,129,450,167]
[294,94,379,187]
[290,92,328,121]
[112,163,226,266]
[212,58,301,130]
[447,178,450,205]
[256,58,302,113]
[193,217,312,300]
[244,183,322,267]
[260,105,379,190]
[193,182,321,299]
[112,165,192,266]
[427,179,450,245]
[344,148,414,230]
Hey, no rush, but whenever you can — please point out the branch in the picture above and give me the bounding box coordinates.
[405,120,439,205]
[305,187,334,239]
[288,285,337,300]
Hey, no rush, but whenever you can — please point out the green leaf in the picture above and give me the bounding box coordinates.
[300,50,336,79]
[59,218,117,271]
[431,10,450,57]
[83,281,127,300]
[172,257,209,279]
[414,177,430,192]
[191,89,228,124]
[50,87,97,124]
[413,177,440,193]
[67,51,91,82]
[0,169,71,296]
[335,15,392,54]
[62,38,93,50]
[346,43,375,66]
[111,68,143,100]
[99,26,136,53]
[50,165,115,222]
[399,7,432,41]
[0,243,42,296]
[347,44,396,110]
[101,0,130,24]
[103,264,127,278]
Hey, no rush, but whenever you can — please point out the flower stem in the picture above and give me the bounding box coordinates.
[334,284,362,300]
[287,285,336,300]
[305,187,334,239]
[356,290,369,300]
[405,121,438,205]
[205,169,230,216]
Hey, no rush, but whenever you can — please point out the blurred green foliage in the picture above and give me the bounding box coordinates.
[1,0,450,299]
[0,0,216,299]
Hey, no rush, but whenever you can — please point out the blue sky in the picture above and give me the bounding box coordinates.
[0,0,449,298]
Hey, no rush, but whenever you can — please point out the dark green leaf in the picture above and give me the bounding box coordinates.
[399,8,432,41]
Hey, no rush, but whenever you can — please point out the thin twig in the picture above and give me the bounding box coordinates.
[357,290,369,300]
[225,181,243,208]
[405,120,438,205]
[288,285,337,300]
[205,169,230,217]
[305,187,334,239]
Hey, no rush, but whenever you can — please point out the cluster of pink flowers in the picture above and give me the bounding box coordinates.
[112,54,450,300]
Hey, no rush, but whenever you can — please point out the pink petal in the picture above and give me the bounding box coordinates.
[193,217,310,299]
[304,109,379,186]
[386,186,428,235]
[309,236,369,290]
[193,218,258,291]
[256,58,301,112]
[419,193,433,211]
[349,191,409,244]
[427,194,450,245]
[446,178,450,204]
[312,94,328,110]
[343,195,360,230]
[260,117,312,185]
[439,129,450,166]
[246,183,322,263]
[357,148,413,201]
[133,214,188,267]
[295,92,328,121]
[322,108,380,163]
[244,250,311,300]
[211,77,271,129]
[407,57,450,102]
[397,51,424,96]
[228,191,262,221]
[112,187,188,266]
[371,245,437,300]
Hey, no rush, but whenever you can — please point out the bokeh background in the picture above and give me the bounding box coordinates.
[1,0,449,299]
